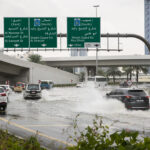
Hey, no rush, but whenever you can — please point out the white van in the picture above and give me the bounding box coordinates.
[94,76,107,87]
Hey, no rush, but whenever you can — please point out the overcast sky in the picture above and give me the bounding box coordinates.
[0,0,144,56]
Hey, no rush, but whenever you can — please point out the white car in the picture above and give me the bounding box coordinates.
[76,82,84,88]
[0,85,12,95]
[0,87,8,111]
[23,84,42,99]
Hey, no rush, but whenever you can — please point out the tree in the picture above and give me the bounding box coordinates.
[97,68,106,77]
[133,66,148,83]
[28,54,42,64]
[106,67,121,84]
[79,72,85,82]
[122,66,133,80]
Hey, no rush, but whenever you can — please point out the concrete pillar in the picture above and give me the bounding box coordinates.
[87,67,90,76]
[29,67,33,83]
[89,67,96,76]
[84,66,88,83]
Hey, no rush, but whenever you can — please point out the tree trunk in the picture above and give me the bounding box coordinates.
[136,69,139,83]
[130,71,132,80]
[113,75,115,84]
[127,73,129,81]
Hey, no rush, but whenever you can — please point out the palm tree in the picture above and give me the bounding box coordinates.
[28,54,42,64]
[106,67,121,84]
[79,72,85,82]
[122,66,133,80]
[133,66,148,83]
[97,68,106,77]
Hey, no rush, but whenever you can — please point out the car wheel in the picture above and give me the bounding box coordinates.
[0,107,5,111]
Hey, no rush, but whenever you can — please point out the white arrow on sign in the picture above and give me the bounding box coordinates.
[41,44,47,47]
[14,44,19,47]
[69,44,73,47]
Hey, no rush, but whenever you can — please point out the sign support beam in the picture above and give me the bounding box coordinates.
[0,33,149,52]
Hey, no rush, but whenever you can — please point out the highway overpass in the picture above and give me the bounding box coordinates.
[42,55,150,67]
[0,54,78,85]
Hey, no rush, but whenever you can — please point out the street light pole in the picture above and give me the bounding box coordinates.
[95,44,99,75]
[93,5,99,75]
[93,5,99,17]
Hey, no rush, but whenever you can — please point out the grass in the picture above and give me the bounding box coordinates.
[0,129,46,150]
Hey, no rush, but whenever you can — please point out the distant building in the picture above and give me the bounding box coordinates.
[70,48,88,74]
[145,0,150,55]
[145,0,150,73]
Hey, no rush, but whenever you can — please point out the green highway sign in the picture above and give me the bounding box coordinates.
[4,18,29,48]
[30,18,57,48]
[67,17,100,48]
[4,17,57,48]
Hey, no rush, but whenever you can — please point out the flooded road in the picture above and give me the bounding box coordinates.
[0,82,150,148]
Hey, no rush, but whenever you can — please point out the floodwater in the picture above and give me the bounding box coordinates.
[1,82,150,145]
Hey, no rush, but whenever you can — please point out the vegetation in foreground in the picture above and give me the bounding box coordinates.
[67,115,150,150]
[1,115,150,150]
[0,129,46,150]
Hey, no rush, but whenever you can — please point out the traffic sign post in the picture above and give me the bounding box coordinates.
[4,18,29,48]
[30,18,57,48]
[4,17,57,48]
[67,17,100,48]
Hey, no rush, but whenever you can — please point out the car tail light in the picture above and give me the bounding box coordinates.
[146,96,150,98]
[1,93,6,96]
[0,102,6,105]
[127,105,131,108]
[125,96,132,99]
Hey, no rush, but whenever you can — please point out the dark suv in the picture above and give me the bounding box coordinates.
[106,88,149,110]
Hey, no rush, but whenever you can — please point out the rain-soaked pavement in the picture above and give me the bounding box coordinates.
[0,82,150,149]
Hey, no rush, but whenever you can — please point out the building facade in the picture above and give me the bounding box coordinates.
[145,0,150,55]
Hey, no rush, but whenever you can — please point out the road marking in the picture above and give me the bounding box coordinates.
[0,117,73,146]
[24,124,71,127]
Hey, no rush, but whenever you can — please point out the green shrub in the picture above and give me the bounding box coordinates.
[23,136,45,150]
[53,84,76,87]
[0,129,46,150]
[67,115,150,150]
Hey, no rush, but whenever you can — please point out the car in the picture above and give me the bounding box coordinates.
[119,80,132,88]
[14,82,24,92]
[23,84,41,99]
[0,87,8,111]
[16,82,26,89]
[119,81,129,88]
[39,80,53,89]
[106,88,149,110]
[0,85,12,95]
[14,85,23,92]
[76,82,84,88]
